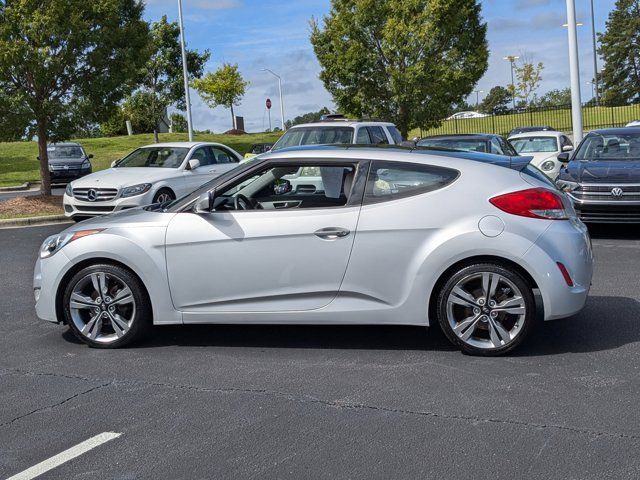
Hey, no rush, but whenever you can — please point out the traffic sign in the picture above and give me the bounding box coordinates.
[266,98,272,109]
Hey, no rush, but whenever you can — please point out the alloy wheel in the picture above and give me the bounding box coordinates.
[446,272,526,350]
[155,192,172,203]
[68,272,136,344]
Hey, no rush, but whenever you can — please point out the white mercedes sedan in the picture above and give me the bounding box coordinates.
[63,142,242,219]
[36,146,593,355]
[508,131,574,179]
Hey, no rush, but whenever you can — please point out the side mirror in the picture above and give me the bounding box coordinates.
[562,145,573,152]
[187,159,200,171]
[274,179,292,195]
[110,159,120,168]
[557,152,571,163]
[194,191,213,213]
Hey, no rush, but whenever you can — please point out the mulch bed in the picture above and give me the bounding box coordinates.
[0,195,63,217]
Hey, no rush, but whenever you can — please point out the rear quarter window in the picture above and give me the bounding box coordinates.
[365,160,459,204]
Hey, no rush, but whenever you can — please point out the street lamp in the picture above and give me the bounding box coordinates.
[178,0,193,141]
[262,68,286,131]
[586,81,594,100]
[503,55,519,110]
[474,90,484,109]
[565,0,583,143]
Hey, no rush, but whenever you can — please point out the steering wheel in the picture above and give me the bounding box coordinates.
[234,194,253,210]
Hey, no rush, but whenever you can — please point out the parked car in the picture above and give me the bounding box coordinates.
[63,142,242,220]
[35,146,592,355]
[508,131,574,179]
[270,119,403,151]
[243,143,273,159]
[413,146,532,171]
[508,126,556,136]
[556,127,640,223]
[626,120,640,127]
[446,111,488,120]
[45,142,93,184]
[417,134,519,157]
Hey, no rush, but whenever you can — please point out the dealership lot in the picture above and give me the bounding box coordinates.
[1,224,639,479]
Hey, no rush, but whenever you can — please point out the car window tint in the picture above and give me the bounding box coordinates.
[367,126,389,144]
[490,139,503,154]
[418,139,487,152]
[356,128,372,144]
[209,147,237,164]
[191,148,212,166]
[387,126,403,144]
[364,161,459,204]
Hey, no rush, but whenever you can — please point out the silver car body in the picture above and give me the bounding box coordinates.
[35,147,592,329]
[63,142,242,218]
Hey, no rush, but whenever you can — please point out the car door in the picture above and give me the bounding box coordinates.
[165,159,367,320]
[208,146,240,176]
[182,146,216,192]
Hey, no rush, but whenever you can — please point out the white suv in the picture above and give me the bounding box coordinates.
[270,118,404,151]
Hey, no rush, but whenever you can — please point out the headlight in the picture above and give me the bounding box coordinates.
[541,160,556,171]
[82,159,91,169]
[121,183,152,198]
[556,179,580,193]
[65,183,74,197]
[39,229,103,259]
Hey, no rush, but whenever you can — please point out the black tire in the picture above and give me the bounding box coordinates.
[436,263,536,356]
[152,188,175,204]
[62,263,152,348]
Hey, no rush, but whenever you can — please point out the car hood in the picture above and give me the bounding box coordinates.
[562,160,640,183]
[49,157,87,166]
[527,152,558,165]
[69,167,180,188]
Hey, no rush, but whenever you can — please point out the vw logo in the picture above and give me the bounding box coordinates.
[87,189,98,202]
[611,187,624,198]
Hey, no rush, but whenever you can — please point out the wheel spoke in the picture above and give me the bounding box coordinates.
[495,306,526,315]
[90,273,101,295]
[488,317,511,347]
[454,314,481,341]
[108,312,129,338]
[70,293,96,310]
[82,315,102,340]
[449,286,478,308]
[112,286,133,306]
[497,296,523,309]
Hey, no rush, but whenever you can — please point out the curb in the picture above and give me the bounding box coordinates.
[0,182,32,192]
[0,214,70,229]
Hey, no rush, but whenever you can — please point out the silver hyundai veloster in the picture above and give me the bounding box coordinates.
[34,146,593,355]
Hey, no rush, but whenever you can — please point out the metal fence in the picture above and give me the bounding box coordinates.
[418,103,640,138]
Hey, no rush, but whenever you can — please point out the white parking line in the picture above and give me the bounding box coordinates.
[6,432,122,480]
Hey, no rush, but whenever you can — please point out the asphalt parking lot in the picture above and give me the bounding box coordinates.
[1,223,639,479]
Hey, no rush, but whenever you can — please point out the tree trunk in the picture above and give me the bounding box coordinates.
[153,129,159,144]
[230,104,236,130]
[36,119,51,196]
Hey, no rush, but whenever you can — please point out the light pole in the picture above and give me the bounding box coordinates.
[178,0,193,141]
[589,0,599,105]
[565,0,583,143]
[474,90,484,109]
[586,81,594,101]
[503,55,519,110]
[262,69,285,131]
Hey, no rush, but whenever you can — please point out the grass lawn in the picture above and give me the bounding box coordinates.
[0,131,283,187]
[409,104,640,138]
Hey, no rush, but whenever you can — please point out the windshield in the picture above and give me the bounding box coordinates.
[48,145,84,159]
[417,139,488,153]
[574,132,640,161]
[511,137,558,153]
[271,127,354,151]
[117,147,189,168]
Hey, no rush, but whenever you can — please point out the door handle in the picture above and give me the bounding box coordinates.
[314,227,350,240]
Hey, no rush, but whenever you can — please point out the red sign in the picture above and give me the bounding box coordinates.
[266,98,272,109]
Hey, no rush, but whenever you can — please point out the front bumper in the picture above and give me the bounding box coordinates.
[50,167,92,183]
[34,250,72,323]
[63,191,155,218]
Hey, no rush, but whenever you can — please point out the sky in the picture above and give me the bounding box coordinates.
[143,0,619,133]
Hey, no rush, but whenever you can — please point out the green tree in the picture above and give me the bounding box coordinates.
[100,107,129,137]
[310,0,488,138]
[0,0,150,194]
[598,0,640,105]
[286,107,331,128]
[123,91,165,134]
[0,90,31,141]
[537,88,572,107]
[192,63,249,130]
[513,60,544,106]
[170,113,188,133]
[479,86,511,114]
[134,15,209,142]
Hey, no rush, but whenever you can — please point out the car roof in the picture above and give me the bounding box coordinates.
[420,134,498,140]
[588,127,640,135]
[508,131,563,139]
[48,142,83,147]
[138,142,226,149]
[289,121,395,129]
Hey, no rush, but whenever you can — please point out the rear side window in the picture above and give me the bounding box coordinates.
[367,126,389,145]
[365,161,459,204]
[387,126,404,144]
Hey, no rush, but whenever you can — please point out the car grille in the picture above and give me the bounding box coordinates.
[571,184,640,202]
[72,188,118,202]
[575,204,640,223]
[50,164,82,171]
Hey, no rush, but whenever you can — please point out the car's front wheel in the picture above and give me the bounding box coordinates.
[436,263,536,356]
[62,263,151,348]
[153,188,175,204]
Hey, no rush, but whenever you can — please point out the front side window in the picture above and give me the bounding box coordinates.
[365,161,459,204]
[271,127,354,151]
[511,137,559,153]
[356,127,372,144]
[117,147,189,168]
[209,147,237,164]
[575,132,640,161]
[190,147,213,166]
[387,126,404,144]
[490,139,504,155]
[213,163,358,211]
[367,126,389,144]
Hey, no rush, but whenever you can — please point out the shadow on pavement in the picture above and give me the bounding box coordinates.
[58,295,640,356]
[588,223,640,240]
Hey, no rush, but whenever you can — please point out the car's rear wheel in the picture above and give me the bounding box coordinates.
[153,188,175,204]
[62,264,151,348]
[436,263,536,356]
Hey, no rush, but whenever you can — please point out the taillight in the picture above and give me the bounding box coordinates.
[489,188,568,220]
